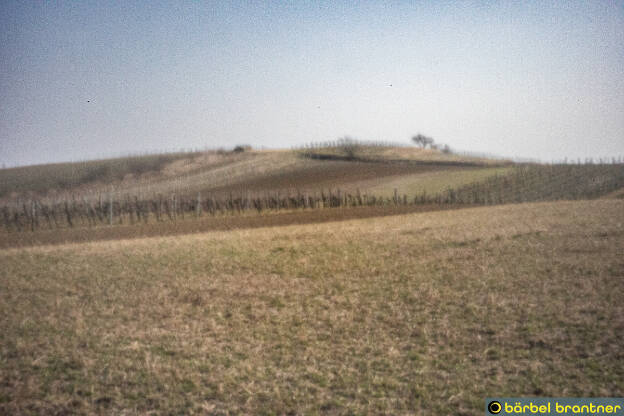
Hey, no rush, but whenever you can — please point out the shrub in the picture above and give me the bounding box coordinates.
[233,145,252,153]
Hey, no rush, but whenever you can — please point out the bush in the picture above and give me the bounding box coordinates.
[233,145,252,153]
[337,137,360,159]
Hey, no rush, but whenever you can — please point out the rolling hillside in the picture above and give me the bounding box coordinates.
[1,144,622,246]
[1,147,623,413]
[0,145,506,202]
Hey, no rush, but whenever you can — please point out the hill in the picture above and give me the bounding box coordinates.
[0,144,506,202]
[1,144,623,244]
[1,145,623,413]
[0,151,202,201]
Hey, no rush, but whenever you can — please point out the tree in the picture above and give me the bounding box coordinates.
[412,133,434,149]
[337,136,360,159]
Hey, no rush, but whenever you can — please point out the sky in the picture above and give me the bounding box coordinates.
[1,0,623,167]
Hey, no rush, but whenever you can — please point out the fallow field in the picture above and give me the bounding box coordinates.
[1,200,624,414]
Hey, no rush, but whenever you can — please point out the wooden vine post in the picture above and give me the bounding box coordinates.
[109,189,113,226]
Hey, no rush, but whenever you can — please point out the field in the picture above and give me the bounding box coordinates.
[365,166,513,198]
[1,200,623,414]
[1,144,623,414]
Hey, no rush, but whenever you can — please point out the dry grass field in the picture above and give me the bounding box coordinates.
[0,152,203,201]
[1,200,623,414]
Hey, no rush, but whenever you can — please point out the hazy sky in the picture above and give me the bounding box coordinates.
[1,1,623,167]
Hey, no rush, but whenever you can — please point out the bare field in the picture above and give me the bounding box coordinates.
[206,159,459,195]
[0,204,463,249]
[1,200,623,414]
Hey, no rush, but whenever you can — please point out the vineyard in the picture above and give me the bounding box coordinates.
[1,163,622,233]
[444,163,624,204]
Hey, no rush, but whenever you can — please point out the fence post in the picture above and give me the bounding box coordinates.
[31,200,36,232]
[64,200,73,228]
[109,189,113,225]
[158,194,162,222]
[172,194,177,221]
[196,192,201,218]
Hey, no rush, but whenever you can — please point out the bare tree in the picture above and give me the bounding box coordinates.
[337,136,360,159]
[412,134,434,149]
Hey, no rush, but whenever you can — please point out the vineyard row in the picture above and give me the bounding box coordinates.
[2,164,622,232]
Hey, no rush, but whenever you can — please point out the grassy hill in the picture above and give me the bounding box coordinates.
[0,151,202,200]
[0,144,506,202]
